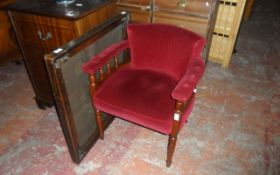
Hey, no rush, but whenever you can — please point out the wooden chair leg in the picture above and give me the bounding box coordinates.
[95,109,104,140]
[166,135,177,167]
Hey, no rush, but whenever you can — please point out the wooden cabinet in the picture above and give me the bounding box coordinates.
[0,11,21,64]
[7,0,117,108]
[116,0,219,61]
[10,12,76,106]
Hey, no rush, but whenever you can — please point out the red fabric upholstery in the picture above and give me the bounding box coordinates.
[82,24,206,135]
[94,65,194,134]
[127,24,205,80]
[172,57,205,102]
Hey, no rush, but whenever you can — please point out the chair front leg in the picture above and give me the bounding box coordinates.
[95,109,104,140]
[166,101,184,167]
[167,92,195,167]
[167,134,178,167]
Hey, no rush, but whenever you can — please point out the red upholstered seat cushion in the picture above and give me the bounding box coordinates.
[94,65,194,134]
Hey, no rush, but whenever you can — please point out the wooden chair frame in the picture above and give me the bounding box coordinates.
[87,51,195,167]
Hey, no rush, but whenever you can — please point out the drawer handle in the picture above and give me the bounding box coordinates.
[177,0,188,8]
[37,31,52,41]
[140,5,151,11]
[117,2,151,11]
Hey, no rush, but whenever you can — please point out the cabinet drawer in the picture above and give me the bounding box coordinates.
[117,6,151,23]
[117,0,152,23]
[154,0,215,18]
[12,12,75,52]
[153,12,208,37]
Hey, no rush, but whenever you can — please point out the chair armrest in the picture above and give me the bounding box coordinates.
[171,58,205,102]
[82,40,129,74]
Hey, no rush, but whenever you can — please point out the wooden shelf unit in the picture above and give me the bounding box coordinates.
[209,0,246,67]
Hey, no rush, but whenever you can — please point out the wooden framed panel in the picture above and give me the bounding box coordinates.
[45,13,128,163]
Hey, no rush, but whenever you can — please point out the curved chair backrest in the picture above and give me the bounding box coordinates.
[127,24,205,80]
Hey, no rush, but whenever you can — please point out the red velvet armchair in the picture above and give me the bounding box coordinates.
[82,24,206,167]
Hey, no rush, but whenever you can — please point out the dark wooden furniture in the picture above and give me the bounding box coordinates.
[45,13,128,163]
[4,0,117,108]
[0,10,21,65]
[116,0,219,61]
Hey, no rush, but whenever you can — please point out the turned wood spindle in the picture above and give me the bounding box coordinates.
[106,61,111,74]
[175,101,184,115]
[89,74,96,95]
[166,100,184,167]
[99,68,104,81]
[114,56,119,69]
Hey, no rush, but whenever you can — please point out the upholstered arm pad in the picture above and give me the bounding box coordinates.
[82,40,129,74]
[171,58,205,102]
